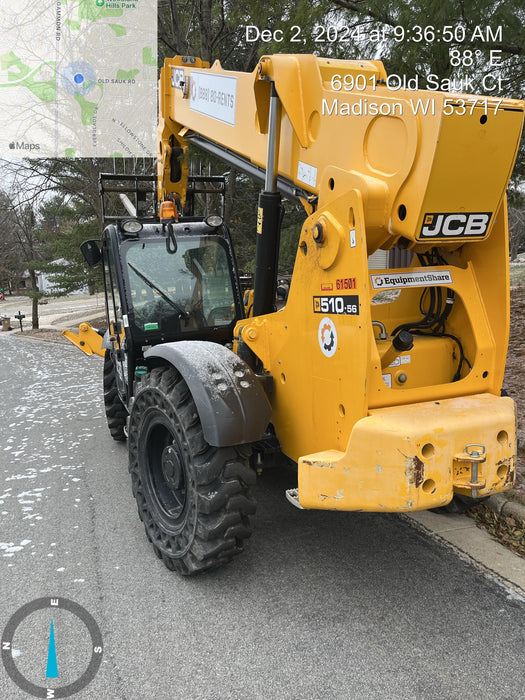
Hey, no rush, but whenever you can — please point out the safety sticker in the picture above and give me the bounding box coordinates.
[382,373,392,388]
[419,212,491,239]
[144,322,159,331]
[387,355,411,368]
[318,317,337,358]
[171,67,184,90]
[297,161,317,188]
[371,270,453,289]
[321,283,333,291]
[313,295,359,315]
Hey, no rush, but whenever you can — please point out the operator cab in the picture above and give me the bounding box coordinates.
[103,218,244,350]
[81,215,244,407]
[79,172,245,406]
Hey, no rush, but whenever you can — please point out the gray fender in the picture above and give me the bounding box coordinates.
[144,340,272,447]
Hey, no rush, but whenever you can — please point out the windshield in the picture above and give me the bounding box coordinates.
[124,236,237,335]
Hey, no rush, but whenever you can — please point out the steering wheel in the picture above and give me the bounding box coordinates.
[206,306,234,326]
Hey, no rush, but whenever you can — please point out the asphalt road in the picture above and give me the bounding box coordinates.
[1,334,524,700]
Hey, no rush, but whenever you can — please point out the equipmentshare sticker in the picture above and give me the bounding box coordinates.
[371,270,453,289]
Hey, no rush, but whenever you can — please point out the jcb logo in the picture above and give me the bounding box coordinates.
[419,212,491,239]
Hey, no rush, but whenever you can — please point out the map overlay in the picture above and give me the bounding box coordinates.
[0,0,157,158]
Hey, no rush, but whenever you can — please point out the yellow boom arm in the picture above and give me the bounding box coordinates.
[159,54,523,252]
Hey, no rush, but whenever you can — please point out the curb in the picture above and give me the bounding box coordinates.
[486,493,525,523]
[7,332,72,347]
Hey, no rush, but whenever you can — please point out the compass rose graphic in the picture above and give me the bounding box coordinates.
[2,597,103,698]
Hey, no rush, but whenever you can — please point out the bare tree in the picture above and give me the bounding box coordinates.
[0,188,47,328]
[509,206,525,261]
[0,191,23,295]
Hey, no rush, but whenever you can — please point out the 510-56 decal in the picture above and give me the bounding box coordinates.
[313,295,359,315]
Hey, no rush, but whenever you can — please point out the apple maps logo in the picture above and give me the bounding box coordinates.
[9,141,40,151]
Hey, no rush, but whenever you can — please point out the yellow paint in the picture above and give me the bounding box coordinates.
[298,394,516,511]
[62,324,105,358]
[157,53,524,512]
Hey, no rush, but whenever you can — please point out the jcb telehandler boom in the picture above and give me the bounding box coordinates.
[70,54,524,574]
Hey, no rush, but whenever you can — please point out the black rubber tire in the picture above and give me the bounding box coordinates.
[128,365,256,575]
[103,350,127,441]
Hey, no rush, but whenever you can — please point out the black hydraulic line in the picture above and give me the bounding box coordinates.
[166,222,178,254]
[392,248,471,379]
[170,146,184,183]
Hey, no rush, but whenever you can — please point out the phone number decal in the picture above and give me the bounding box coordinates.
[313,295,359,315]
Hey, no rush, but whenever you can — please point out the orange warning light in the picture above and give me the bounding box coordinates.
[159,201,178,220]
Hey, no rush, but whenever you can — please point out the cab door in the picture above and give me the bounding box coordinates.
[102,235,128,402]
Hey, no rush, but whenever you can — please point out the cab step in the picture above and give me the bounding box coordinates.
[285,488,304,509]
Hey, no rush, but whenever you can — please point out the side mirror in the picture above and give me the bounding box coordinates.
[276,279,290,302]
[80,240,102,267]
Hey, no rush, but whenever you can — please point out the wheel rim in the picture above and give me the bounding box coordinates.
[143,419,187,522]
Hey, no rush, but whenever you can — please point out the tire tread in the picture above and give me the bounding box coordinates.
[128,365,255,575]
[103,350,127,441]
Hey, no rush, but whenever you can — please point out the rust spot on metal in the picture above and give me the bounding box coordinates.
[496,455,517,486]
[505,464,516,486]
[318,490,344,501]
[406,455,425,488]
[303,459,334,469]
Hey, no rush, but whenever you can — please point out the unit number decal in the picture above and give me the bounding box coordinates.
[318,317,338,358]
[313,295,359,315]
[336,277,356,290]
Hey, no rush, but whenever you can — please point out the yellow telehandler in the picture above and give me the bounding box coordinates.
[67,54,524,574]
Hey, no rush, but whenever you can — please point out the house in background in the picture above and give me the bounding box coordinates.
[2,261,87,295]
[37,259,88,294]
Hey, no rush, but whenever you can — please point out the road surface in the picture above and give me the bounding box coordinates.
[1,334,524,699]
